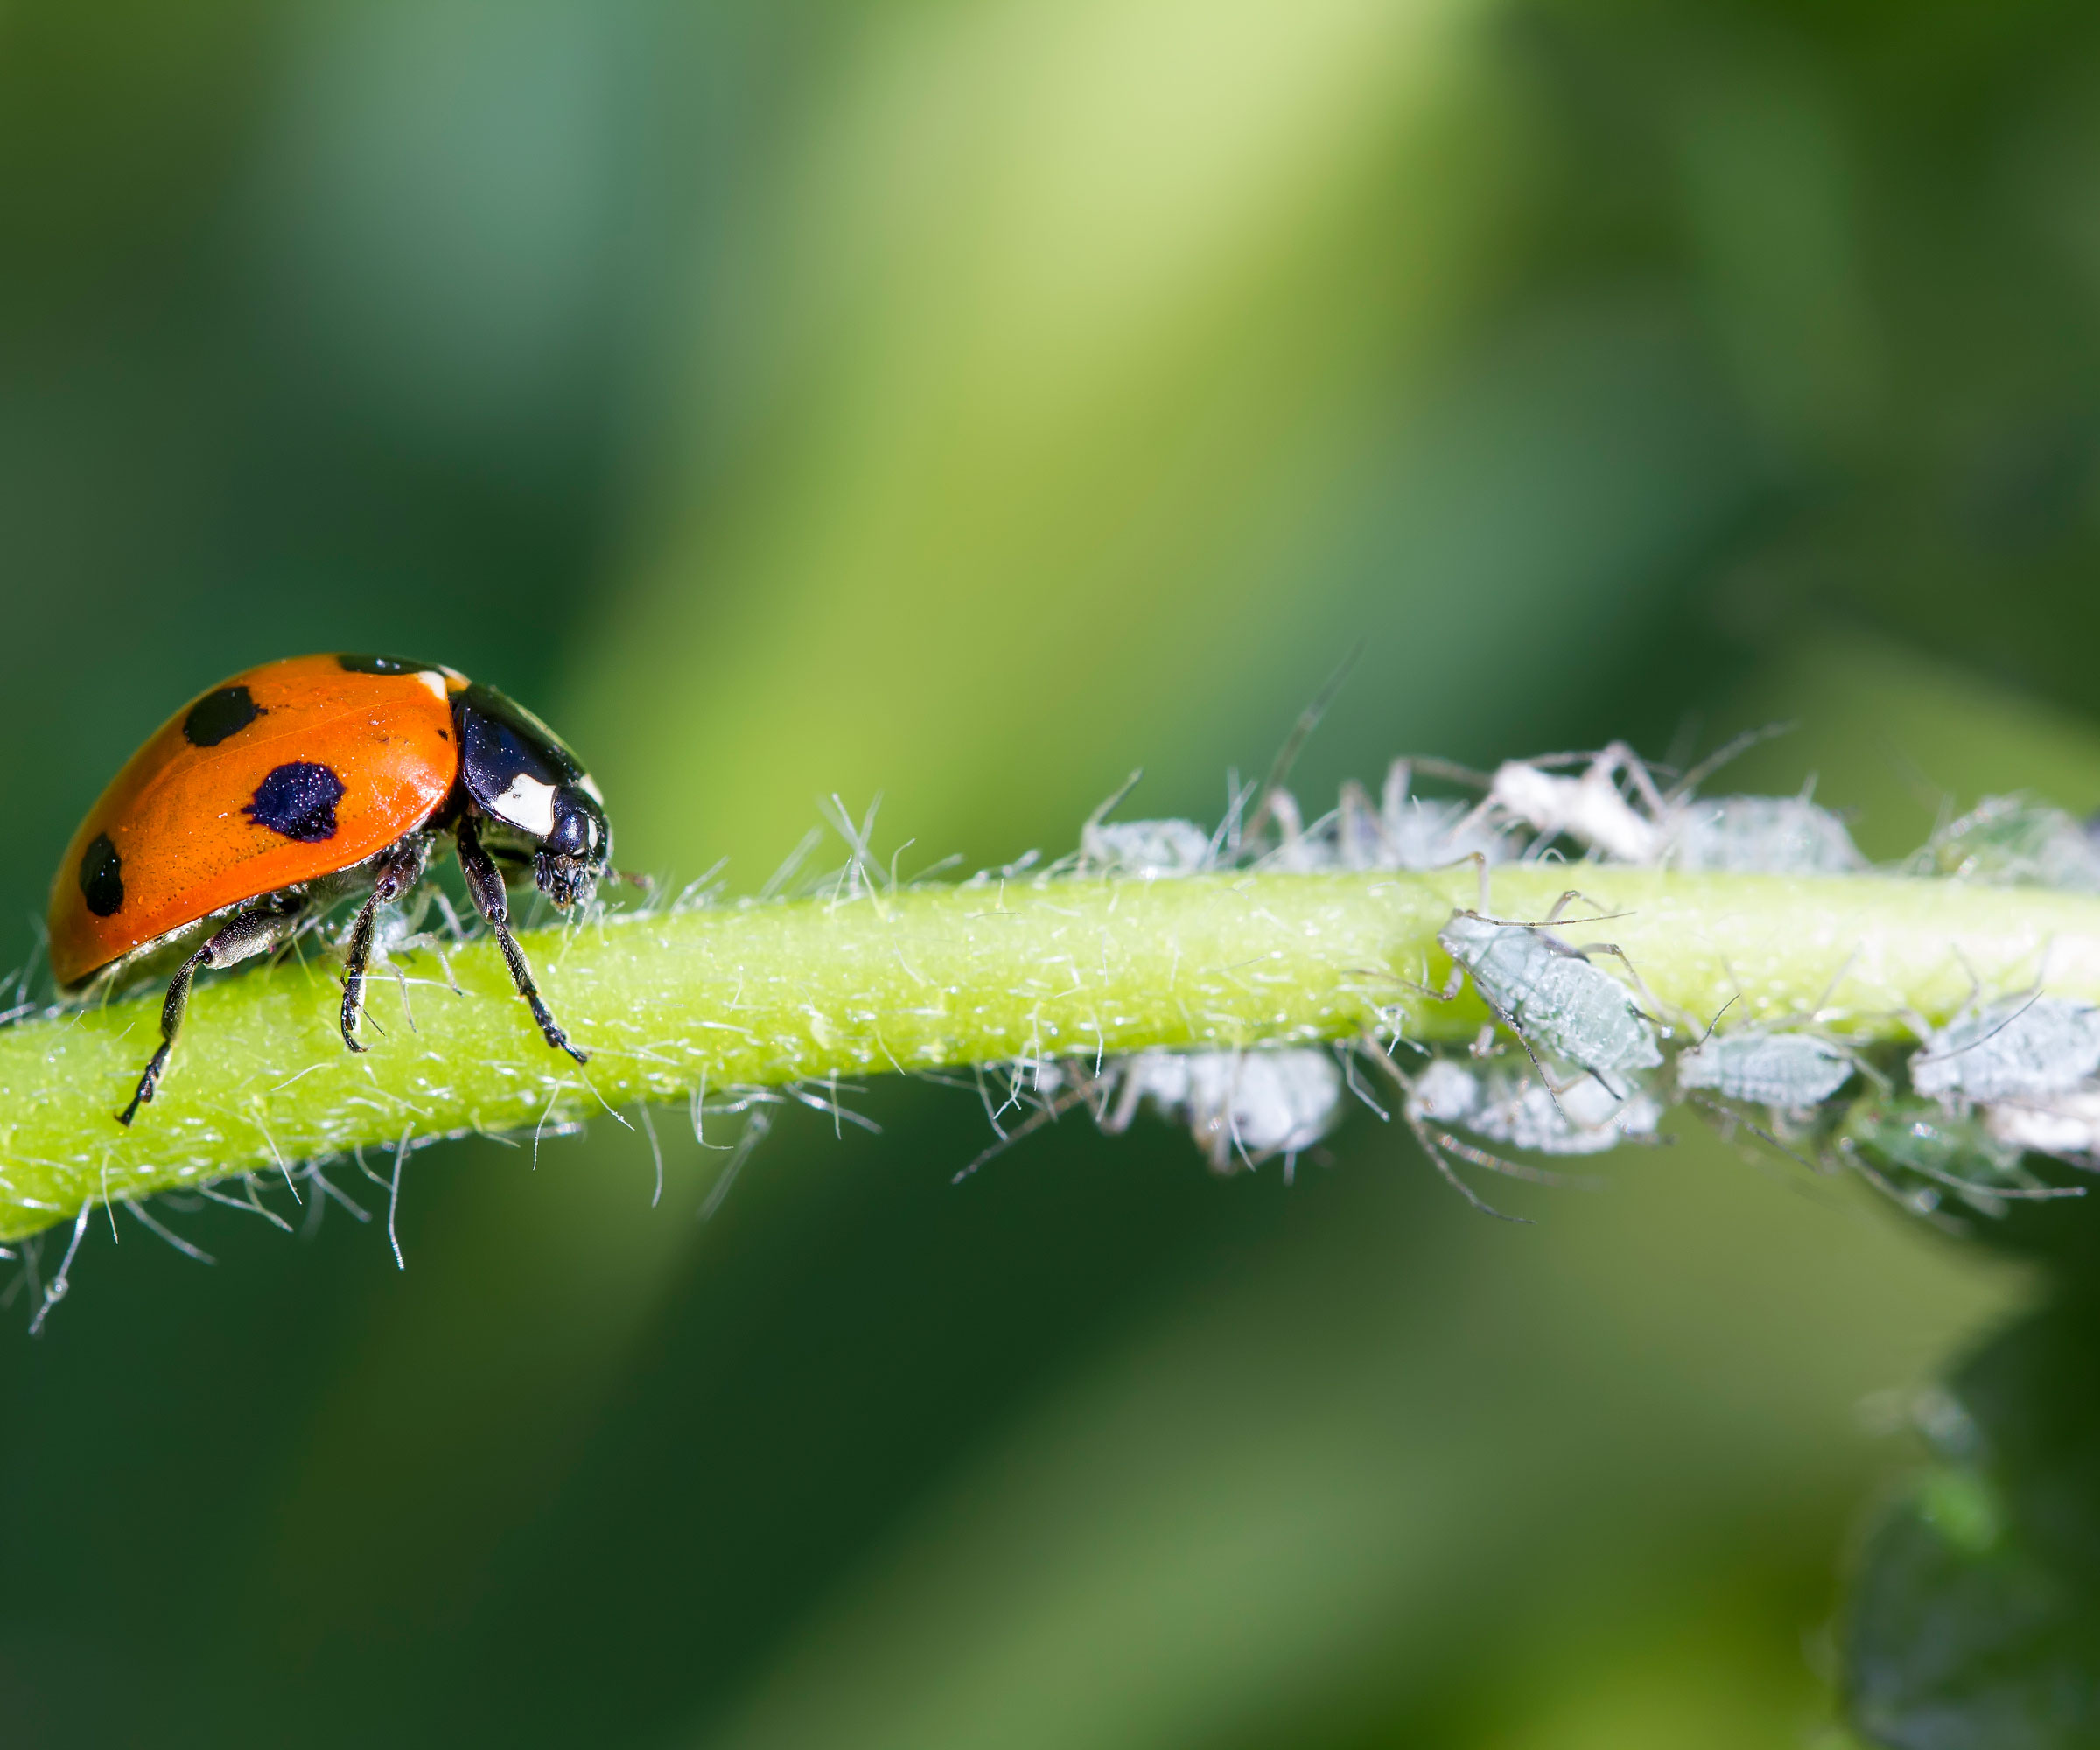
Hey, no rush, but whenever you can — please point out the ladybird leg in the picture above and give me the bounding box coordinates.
[339,842,431,1054]
[118,896,307,1125]
[456,816,588,1064]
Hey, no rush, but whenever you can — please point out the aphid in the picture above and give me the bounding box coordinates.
[1436,903,1664,1093]
[1983,1090,2100,1166]
[1259,790,1336,872]
[1908,995,2100,1106]
[1918,794,2100,892]
[48,654,612,1124]
[1833,1095,2077,1217]
[1676,1028,1857,1110]
[1406,1056,1660,1155]
[1476,743,1668,864]
[1081,818,1214,878]
[1103,1046,1343,1172]
[1332,760,1515,872]
[1456,742,1861,873]
[1663,794,1864,874]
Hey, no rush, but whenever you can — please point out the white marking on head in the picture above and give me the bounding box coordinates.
[488,774,557,837]
[414,670,449,703]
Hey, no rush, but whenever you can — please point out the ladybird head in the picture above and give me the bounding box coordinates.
[453,682,612,908]
[533,778,611,907]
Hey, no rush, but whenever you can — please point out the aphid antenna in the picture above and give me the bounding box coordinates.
[1663,721,1796,804]
[952,1082,1090,1185]
[1242,644,1362,847]
[1916,987,2051,1074]
[699,1102,775,1221]
[1501,749,1599,772]
[1691,994,1744,1051]
[1082,770,1146,836]
[1406,756,1494,793]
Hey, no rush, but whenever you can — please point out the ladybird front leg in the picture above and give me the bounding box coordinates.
[338,841,431,1054]
[455,815,589,1065]
[118,895,307,1125]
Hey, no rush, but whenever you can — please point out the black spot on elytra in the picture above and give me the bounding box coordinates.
[183,684,263,747]
[242,762,346,842]
[79,833,123,916]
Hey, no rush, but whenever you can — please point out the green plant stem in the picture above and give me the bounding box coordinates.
[4,865,2099,1239]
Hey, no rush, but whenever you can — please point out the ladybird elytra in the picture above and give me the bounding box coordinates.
[45,653,612,1124]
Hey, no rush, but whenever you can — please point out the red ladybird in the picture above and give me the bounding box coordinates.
[48,654,612,1124]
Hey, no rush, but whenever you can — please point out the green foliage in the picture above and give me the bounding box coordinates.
[1848,1300,2100,1747]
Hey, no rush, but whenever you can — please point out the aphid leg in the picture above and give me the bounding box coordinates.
[338,841,431,1054]
[455,813,587,1064]
[1564,940,1671,1031]
[1397,1110,1529,1222]
[1603,742,1671,820]
[118,894,308,1124]
[1362,1048,1528,1220]
[1100,1059,1151,1143]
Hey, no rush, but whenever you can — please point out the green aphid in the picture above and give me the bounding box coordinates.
[1834,1094,2071,1217]
[1918,794,2100,892]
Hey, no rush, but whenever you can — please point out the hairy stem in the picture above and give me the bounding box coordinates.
[3,865,2097,1239]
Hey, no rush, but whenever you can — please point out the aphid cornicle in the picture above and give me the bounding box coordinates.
[46,654,612,1125]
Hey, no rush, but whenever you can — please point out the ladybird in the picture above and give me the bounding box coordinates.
[47,653,612,1124]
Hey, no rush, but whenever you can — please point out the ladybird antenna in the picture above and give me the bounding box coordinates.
[1245,643,1363,844]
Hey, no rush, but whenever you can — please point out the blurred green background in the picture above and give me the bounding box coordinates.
[8,0,2100,1743]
